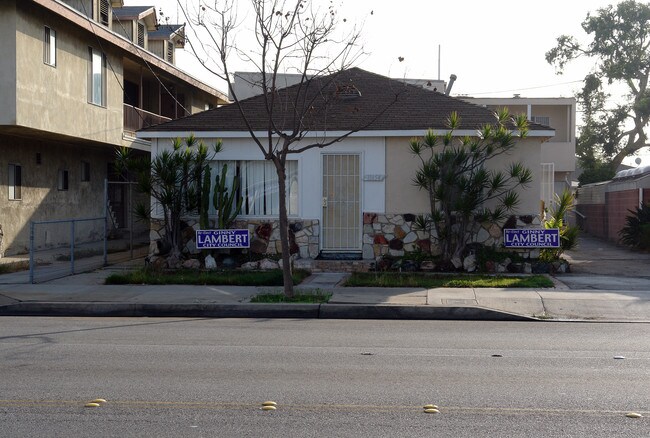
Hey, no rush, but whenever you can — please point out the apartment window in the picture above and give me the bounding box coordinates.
[58,169,69,191]
[88,47,106,106]
[212,160,298,216]
[99,0,109,26]
[166,41,174,63]
[8,164,22,200]
[43,27,56,66]
[531,116,551,126]
[137,22,145,47]
[81,161,90,182]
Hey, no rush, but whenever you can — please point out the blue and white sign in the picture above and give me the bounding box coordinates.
[503,229,560,248]
[196,229,250,249]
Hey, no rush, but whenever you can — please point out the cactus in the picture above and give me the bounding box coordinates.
[199,164,211,229]
[213,163,243,229]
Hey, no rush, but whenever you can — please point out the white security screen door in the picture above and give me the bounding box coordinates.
[321,154,361,252]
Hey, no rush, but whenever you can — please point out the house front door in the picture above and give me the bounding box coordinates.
[321,154,361,253]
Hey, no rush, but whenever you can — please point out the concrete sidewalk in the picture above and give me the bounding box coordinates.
[0,265,648,321]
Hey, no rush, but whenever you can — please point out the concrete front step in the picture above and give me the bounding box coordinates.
[295,258,374,273]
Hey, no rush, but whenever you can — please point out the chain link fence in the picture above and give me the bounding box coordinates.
[27,180,149,283]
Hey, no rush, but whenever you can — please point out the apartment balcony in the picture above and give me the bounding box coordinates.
[541,140,576,173]
[123,103,171,138]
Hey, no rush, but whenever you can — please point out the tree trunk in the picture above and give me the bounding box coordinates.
[274,159,294,298]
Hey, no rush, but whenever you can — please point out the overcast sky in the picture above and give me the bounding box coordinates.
[128,0,648,164]
[128,0,626,98]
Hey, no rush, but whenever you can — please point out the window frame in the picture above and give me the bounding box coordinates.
[80,161,90,182]
[88,47,106,107]
[58,169,69,191]
[8,163,22,201]
[43,26,56,67]
[211,160,298,217]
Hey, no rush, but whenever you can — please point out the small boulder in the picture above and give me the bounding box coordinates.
[241,261,259,270]
[204,254,217,270]
[259,258,280,270]
[463,254,477,272]
[182,259,201,270]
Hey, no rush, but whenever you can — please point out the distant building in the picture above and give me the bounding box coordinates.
[0,0,228,257]
[461,96,577,212]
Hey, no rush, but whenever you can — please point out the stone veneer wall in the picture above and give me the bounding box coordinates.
[149,213,541,261]
[232,218,320,259]
[149,217,320,259]
[362,212,543,260]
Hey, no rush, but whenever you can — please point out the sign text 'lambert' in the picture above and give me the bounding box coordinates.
[503,229,560,248]
[196,229,250,249]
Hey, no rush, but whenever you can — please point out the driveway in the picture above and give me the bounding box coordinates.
[557,234,650,290]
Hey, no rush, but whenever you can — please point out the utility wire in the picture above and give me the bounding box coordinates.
[465,79,584,96]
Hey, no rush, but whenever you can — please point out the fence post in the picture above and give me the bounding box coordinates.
[104,179,108,266]
[29,221,35,284]
[70,220,75,275]
[129,182,133,259]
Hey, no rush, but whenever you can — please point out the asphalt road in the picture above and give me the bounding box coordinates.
[1,318,648,437]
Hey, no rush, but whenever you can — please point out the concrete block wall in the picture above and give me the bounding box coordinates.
[576,204,608,239]
[606,190,641,243]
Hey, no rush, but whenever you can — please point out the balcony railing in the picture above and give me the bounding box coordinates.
[123,104,171,135]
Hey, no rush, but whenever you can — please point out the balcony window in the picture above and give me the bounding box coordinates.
[43,27,56,67]
[8,164,22,200]
[88,47,106,106]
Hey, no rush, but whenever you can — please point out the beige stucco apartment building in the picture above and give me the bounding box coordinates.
[462,97,576,212]
[0,0,228,257]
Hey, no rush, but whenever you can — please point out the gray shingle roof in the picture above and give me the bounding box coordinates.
[112,6,154,19]
[148,24,184,39]
[140,68,552,134]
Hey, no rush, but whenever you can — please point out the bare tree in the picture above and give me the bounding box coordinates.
[177,0,398,296]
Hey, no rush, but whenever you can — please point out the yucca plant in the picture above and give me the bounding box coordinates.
[619,203,650,250]
[540,189,579,261]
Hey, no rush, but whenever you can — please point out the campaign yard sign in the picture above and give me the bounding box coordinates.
[196,229,250,249]
[503,229,560,248]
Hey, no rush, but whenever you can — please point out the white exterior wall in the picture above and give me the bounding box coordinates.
[152,136,386,220]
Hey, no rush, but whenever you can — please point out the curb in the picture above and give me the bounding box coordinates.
[319,304,536,321]
[0,302,537,321]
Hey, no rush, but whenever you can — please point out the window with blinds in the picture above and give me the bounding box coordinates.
[137,22,145,47]
[166,41,174,63]
[531,116,551,126]
[99,0,109,25]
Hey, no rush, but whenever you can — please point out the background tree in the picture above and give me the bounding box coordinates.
[178,0,397,296]
[410,110,533,267]
[546,0,650,183]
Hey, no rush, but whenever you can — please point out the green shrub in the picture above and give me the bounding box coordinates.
[619,203,650,250]
[540,190,579,261]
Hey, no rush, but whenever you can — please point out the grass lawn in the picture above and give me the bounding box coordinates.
[250,290,332,303]
[105,268,311,286]
[345,272,554,288]
[0,261,29,275]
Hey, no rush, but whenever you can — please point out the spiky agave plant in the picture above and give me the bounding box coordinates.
[619,203,650,250]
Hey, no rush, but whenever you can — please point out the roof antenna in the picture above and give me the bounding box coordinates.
[437,45,441,81]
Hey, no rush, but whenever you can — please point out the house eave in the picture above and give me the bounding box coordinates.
[137,129,555,140]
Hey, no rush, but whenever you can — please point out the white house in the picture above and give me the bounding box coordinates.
[139,68,555,261]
